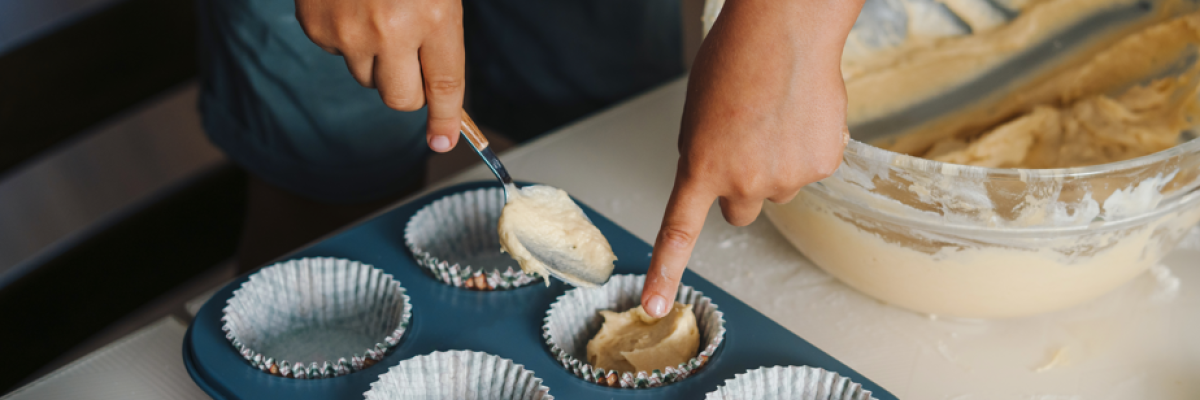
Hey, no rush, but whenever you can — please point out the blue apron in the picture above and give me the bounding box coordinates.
[196,0,682,203]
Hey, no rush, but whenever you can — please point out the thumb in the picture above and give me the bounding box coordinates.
[642,174,713,318]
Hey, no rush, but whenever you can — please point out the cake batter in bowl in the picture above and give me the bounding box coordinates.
[765,131,1200,319]
[758,0,1200,319]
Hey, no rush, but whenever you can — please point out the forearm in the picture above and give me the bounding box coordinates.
[645,0,863,318]
[706,0,863,72]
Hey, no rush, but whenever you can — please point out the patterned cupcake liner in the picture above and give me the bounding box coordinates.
[365,350,553,400]
[542,274,726,388]
[405,187,540,290]
[221,257,412,379]
[705,366,878,400]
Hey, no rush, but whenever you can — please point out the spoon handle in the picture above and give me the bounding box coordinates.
[459,109,515,186]
[459,109,490,150]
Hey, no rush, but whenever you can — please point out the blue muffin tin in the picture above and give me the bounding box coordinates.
[184,181,898,399]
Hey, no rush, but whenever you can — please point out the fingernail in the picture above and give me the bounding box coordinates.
[430,135,451,152]
[646,295,669,318]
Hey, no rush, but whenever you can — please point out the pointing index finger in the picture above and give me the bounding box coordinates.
[418,14,466,152]
[642,172,714,318]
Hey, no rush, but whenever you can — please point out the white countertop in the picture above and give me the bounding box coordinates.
[1,318,209,400]
[9,76,1200,400]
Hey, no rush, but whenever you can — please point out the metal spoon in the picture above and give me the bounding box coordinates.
[458,110,612,287]
[458,110,518,201]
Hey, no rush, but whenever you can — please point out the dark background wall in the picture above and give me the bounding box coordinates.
[0,0,247,393]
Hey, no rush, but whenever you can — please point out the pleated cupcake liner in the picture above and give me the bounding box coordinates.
[405,187,540,290]
[542,274,726,388]
[705,365,878,400]
[221,257,412,379]
[364,350,553,400]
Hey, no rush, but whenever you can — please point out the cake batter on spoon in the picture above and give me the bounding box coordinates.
[458,110,616,287]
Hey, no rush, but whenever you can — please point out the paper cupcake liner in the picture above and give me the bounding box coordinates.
[364,350,553,400]
[705,366,878,400]
[542,274,726,388]
[405,187,540,290]
[221,257,412,379]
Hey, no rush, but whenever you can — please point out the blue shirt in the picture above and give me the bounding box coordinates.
[196,0,681,203]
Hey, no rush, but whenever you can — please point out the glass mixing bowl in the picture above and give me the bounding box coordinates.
[747,0,1200,319]
[698,0,1200,318]
[764,131,1200,318]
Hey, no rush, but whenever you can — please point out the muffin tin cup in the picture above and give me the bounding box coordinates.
[364,350,554,400]
[704,366,877,400]
[221,257,412,379]
[542,274,726,388]
[405,187,541,290]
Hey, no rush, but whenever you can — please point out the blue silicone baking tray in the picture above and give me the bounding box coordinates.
[183,181,898,399]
